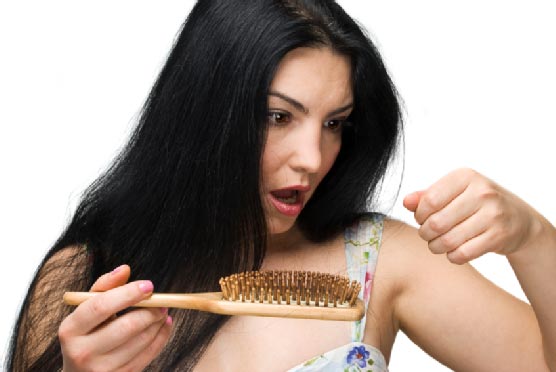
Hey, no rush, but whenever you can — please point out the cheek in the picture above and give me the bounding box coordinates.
[321,140,341,175]
[261,128,291,180]
[261,143,281,184]
[307,141,341,198]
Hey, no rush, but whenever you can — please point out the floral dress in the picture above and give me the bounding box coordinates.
[287,214,388,372]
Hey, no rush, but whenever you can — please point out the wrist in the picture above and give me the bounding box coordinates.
[508,212,556,264]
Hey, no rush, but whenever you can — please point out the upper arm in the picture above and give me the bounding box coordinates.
[383,219,548,372]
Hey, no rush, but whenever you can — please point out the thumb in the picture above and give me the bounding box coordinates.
[90,264,131,292]
[403,190,424,212]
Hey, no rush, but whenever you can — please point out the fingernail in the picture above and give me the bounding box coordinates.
[160,307,168,314]
[139,280,154,293]
[166,316,173,326]
[110,265,124,276]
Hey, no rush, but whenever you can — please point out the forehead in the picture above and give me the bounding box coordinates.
[269,47,353,106]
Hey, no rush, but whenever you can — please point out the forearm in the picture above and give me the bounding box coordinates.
[507,213,556,370]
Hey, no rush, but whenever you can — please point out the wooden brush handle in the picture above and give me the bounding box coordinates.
[64,291,223,310]
[63,291,365,321]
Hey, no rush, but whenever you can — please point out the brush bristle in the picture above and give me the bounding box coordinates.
[219,270,361,307]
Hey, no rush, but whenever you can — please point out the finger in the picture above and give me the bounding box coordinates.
[96,312,171,370]
[90,265,131,292]
[426,209,488,255]
[418,186,482,242]
[403,190,424,212]
[414,169,474,225]
[61,280,154,337]
[117,316,173,372]
[446,230,496,265]
[91,307,169,354]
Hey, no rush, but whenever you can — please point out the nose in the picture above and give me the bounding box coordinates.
[290,122,322,174]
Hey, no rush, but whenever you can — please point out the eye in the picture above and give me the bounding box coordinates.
[267,111,292,126]
[324,119,349,132]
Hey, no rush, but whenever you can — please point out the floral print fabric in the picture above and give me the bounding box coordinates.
[287,214,388,372]
[291,342,387,372]
[344,213,383,342]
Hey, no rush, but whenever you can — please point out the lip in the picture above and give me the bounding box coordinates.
[268,185,310,217]
[274,184,311,192]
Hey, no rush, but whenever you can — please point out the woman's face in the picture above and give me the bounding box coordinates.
[262,47,353,235]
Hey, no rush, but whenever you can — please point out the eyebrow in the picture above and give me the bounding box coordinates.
[268,91,353,117]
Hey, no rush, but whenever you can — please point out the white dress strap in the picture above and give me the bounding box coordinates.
[344,214,384,342]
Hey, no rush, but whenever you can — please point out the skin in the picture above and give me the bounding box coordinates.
[261,47,352,235]
[398,169,556,370]
[58,265,172,371]
[58,47,556,371]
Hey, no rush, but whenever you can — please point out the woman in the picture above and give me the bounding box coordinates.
[6,0,555,371]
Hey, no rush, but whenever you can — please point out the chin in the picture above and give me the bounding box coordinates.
[267,216,297,235]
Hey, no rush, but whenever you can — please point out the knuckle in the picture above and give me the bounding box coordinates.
[447,250,466,265]
[136,331,151,346]
[120,309,156,336]
[457,245,477,264]
[494,204,506,219]
[460,167,478,178]
[57,320,71,343]
[417,226,429,241]
[476,182,499,201]
[68,346,93,368]
[479,187,497,199]
[440,234,457,250]
[487,204,506,223]
[137,322,158,345]
[427,216,445,234]
[493,210,506,225]
[457,249,471,263]
[119,315,140,335]
[89,297,109,319]
[453,167,478,183]
[428,240,443,254]
[422,192,444,212]
[421,192,437,209]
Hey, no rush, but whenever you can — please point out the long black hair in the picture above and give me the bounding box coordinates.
[7,0,402,370]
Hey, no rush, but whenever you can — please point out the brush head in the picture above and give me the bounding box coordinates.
[219,270,362,308]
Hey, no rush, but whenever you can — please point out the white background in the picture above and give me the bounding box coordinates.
[1,1,555,370]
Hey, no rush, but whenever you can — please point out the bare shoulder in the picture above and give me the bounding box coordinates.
[368,221,419,308]
[374,218,426,297]
[379,218,477,293]
[360,218,426,359]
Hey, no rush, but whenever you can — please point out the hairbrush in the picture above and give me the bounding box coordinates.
[64,270,364,321]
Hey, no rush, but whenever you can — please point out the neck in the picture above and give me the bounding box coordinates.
[266,224,306,253]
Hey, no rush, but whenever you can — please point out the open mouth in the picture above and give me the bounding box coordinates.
[268,188,305,217]
[270,189,299,204]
